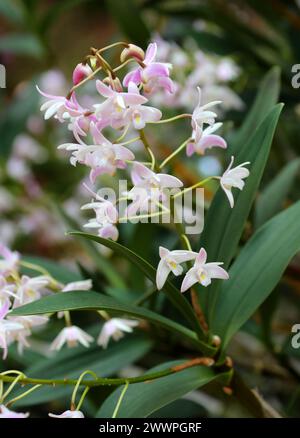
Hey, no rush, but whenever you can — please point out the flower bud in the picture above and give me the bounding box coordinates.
[120,44,145,63]
[103,76,123,92]
[72,63,93,85]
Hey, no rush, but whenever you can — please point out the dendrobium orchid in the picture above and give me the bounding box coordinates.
[50,326,94,350]
[97,318,139,348]
[0,405,29,418]
[62,280,92,292]
[123,43,175,95]
[0,300,24,359]
[156,246,197,290]
[49,410,84,419]
[0,244,19,277]
[181,248,229,292]
[127,162,183,216]
[58,136,134,183]
[220,156,250,208]
[186,122,227,156]
[124,82,162,129]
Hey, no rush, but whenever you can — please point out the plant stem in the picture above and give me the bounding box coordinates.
[159,138,191,169]
[148,114,191,125]
[173,177,215,199]
[112,381,129,418]
[140,129,158,171]
[0,359,214,389]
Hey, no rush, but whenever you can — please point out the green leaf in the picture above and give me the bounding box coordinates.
[211,200,300,351]
[15,334,153,407]
[228,67,280,156]
[96,360,229,418]
[69,232,205,340]
[10,291,213,354]
[0,33,44,57]
[54,203,126,289]
[22,255,83,284]
[199,104,283,322]
[105,0,150,48]
[255,159,300,228]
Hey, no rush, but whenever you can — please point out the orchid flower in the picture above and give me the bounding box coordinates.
[127,162,183,216]
[97,318,139,348]
[82,197,119,241]
[62,279,92,292]
[49,410,84,418]
[156,246,198,290]
[124,82,162,129]
[186,122,227,156]
[0,244,19,277]
[181,248,229,293]
[0,300,24,359]
[0,276,17,305]
[50,326,94,350]
[14,275,50,305]
[123,43,175,95]
[0,405,29,418]
[220,156,250,208]
[94,79,147,129]
[191,87,221,129]
[58,132,135,183]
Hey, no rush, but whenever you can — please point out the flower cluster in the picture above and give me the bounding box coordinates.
[156,246,229,292]
[152,34,243,112]
[38,41,249,242]
[0,242,139,360]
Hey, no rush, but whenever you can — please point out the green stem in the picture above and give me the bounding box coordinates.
[0,362,212,388]
[6,385,42,407]
[112,381,129,418]
[148,114,191,125]
[173,177,215,199]
[140,129,158,171]
[159,138,191,169]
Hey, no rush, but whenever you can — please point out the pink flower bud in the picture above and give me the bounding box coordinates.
[120,44,145,63]
[72,63,93,85]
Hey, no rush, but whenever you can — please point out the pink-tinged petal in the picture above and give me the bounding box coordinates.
[96,80,114,98]
[171,250,198,263]
[99,224,119,241]
[157,174,183,188]
[114,144,135,161]
[145,43,157,64]
[159,246,169,258]
[186,142,195,157]
[181,268,198,293]
[140,106,162,122]
[131,162,154,185]
[220,182,234,208]
[196,248,207,266]
[122,92,147,106]
[196,134,227,154]
[127,81,140,95]
[0,300,10,320]
[143,63,169,80]
[36,85,64,101]
[205,263,229,281]
[123,69,142,87]
[156,259,170,290]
